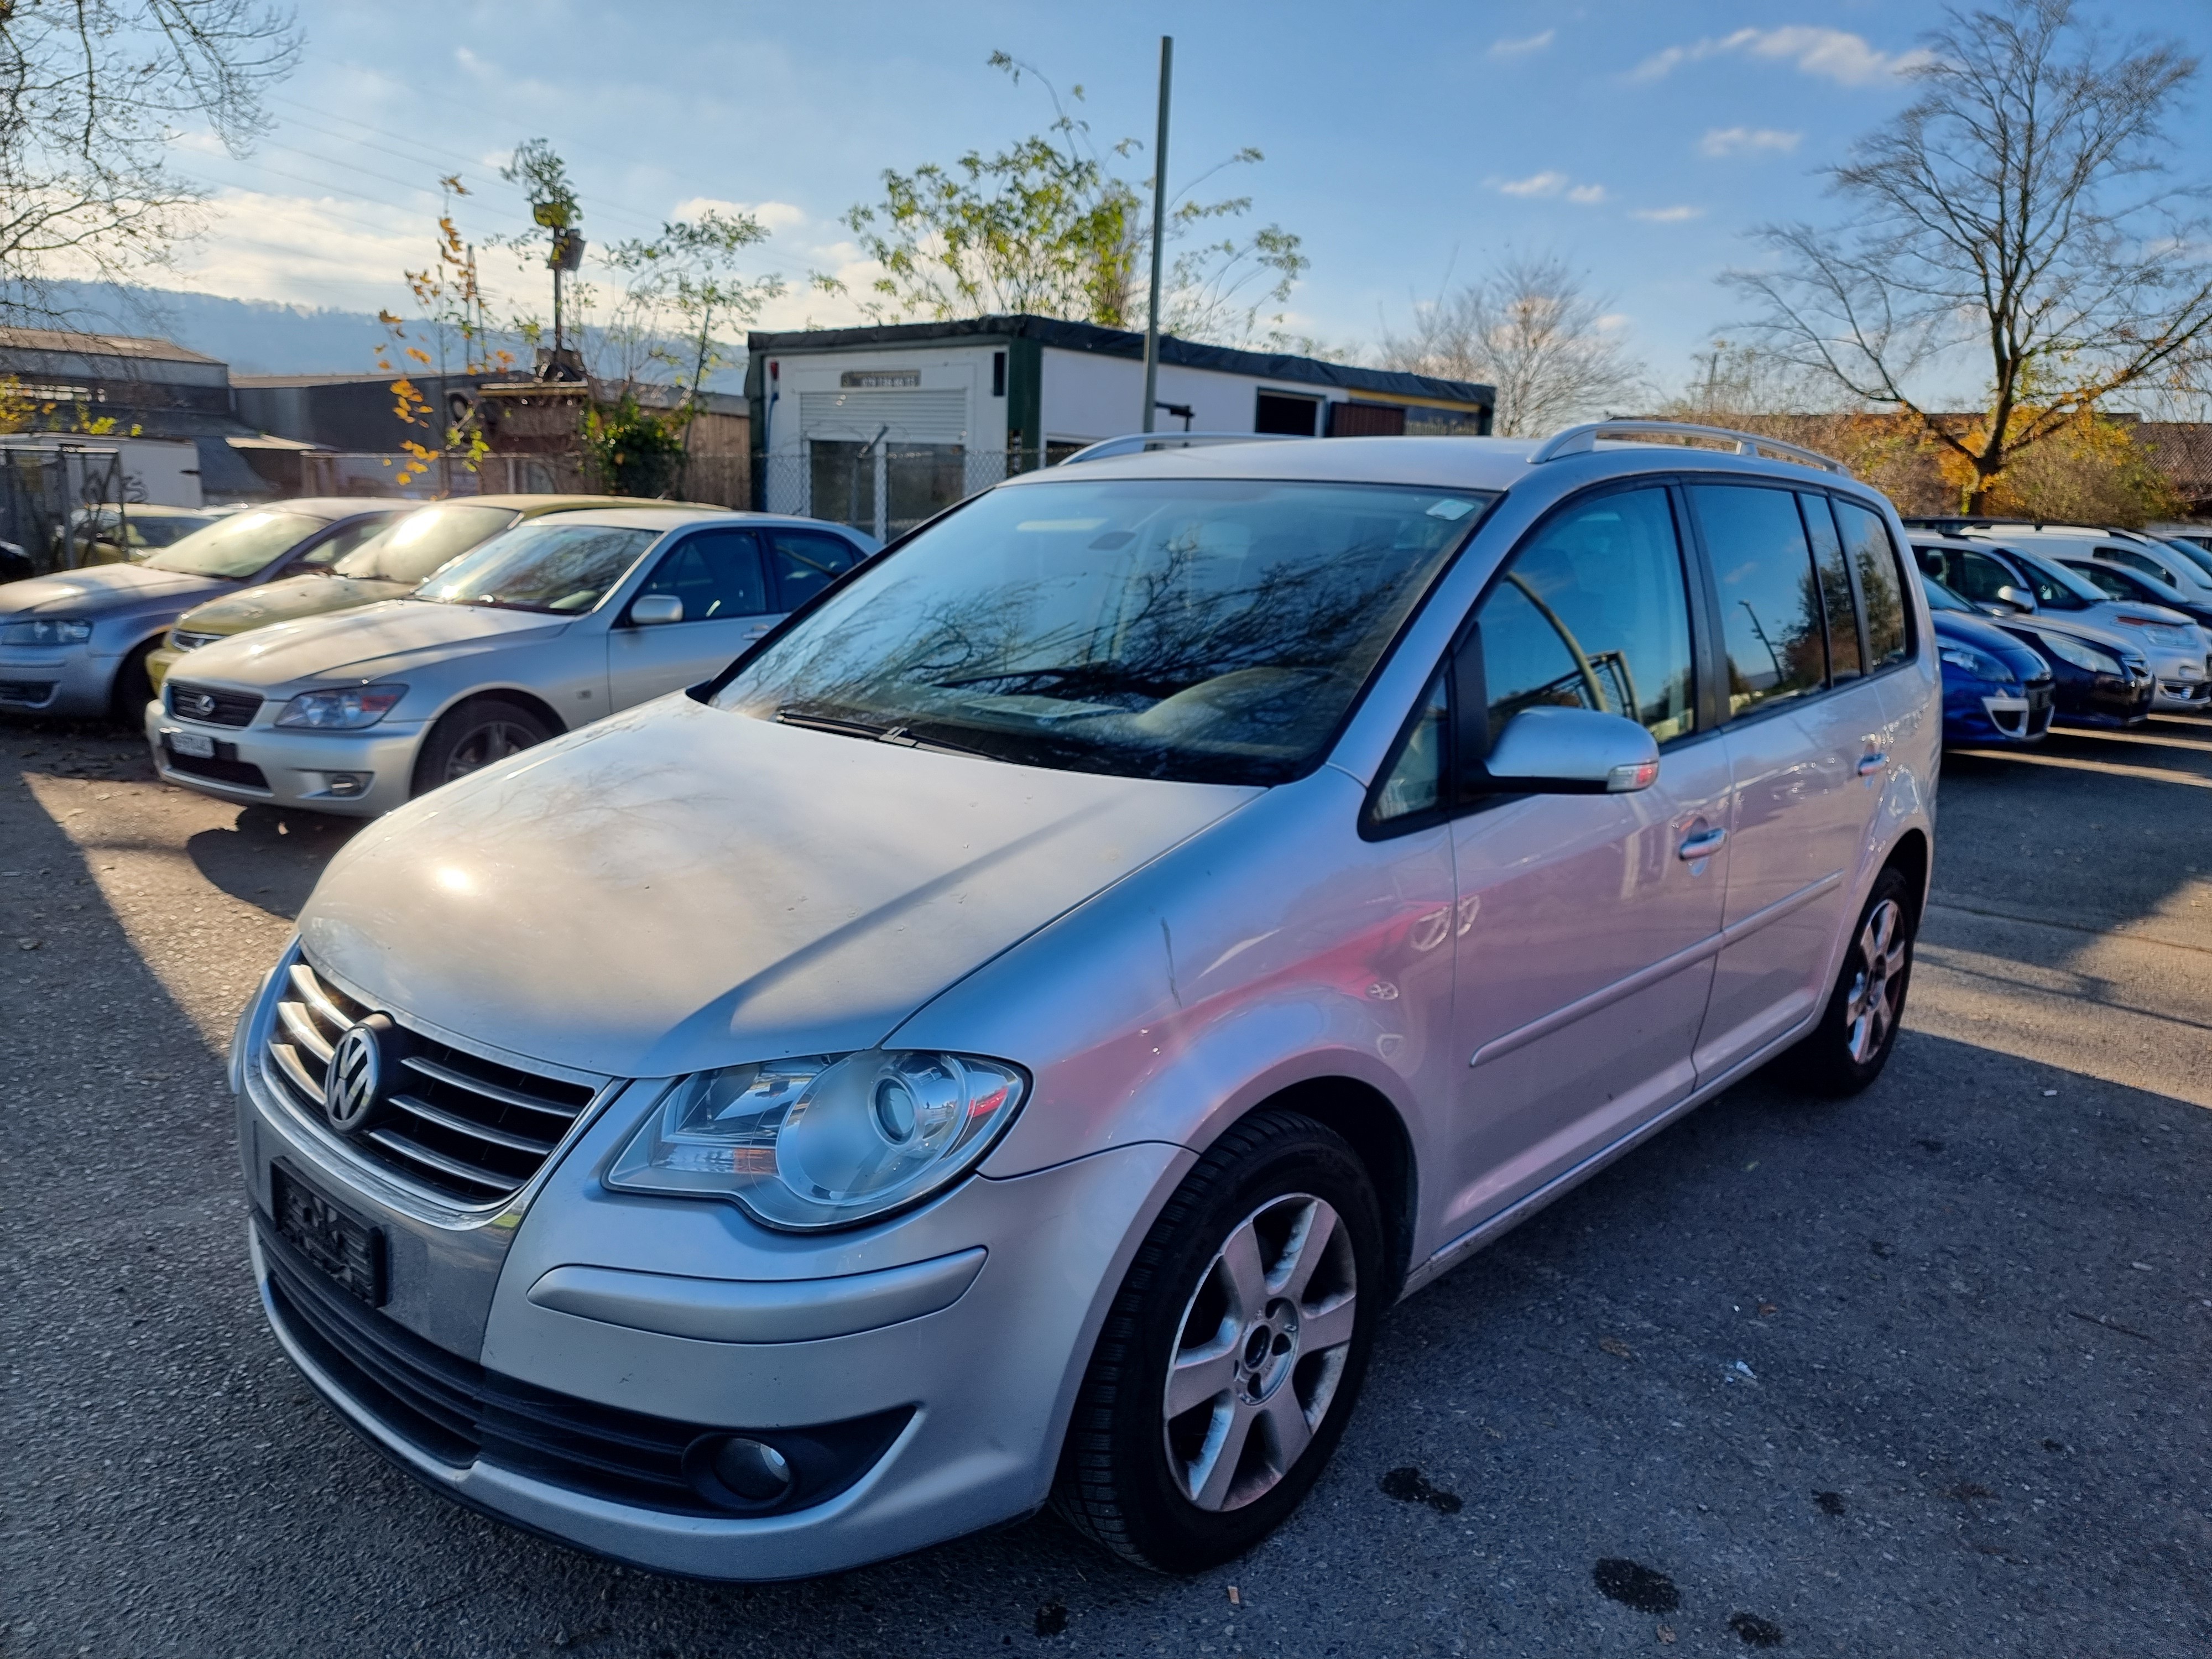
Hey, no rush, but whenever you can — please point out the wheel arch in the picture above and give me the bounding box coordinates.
[1883,826,1931,915]
[425,685,569,739]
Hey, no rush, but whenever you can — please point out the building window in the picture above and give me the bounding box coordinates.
[1254,390,1322,436]
[992,352,1007,398]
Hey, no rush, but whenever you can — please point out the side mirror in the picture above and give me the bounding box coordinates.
[1990,585,2036,614]
[629,593,684,626]
[1480,706,1660,795]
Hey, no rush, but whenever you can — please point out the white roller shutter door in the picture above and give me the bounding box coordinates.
[799,389,969,444]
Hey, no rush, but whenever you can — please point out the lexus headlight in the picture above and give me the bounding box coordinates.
[605,1050,1027,1230]
[275,684,407,728]
[2034,633,2117,675]
[0,617,91,647]
[1938,644,2011,681]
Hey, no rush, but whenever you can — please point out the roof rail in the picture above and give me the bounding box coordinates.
[1058,432,1302,465]
[1528,419,1850,475]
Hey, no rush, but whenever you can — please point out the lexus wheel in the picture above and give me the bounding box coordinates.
[1053,1109,1383,1573]
[411,698,553,796]
[1783,864,1918,1097]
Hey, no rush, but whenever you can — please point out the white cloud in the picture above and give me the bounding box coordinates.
[1631,206,1705,223]
[1597,312,1631,333]
[1497,170,1569,197]
[672,195,808,233]
[1698,126,1802,158]
[1489,29,1555,59]
[1632,27,1933,87]
[1566,184,1609,205]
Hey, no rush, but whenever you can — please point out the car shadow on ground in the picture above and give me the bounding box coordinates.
[184,806,358,920]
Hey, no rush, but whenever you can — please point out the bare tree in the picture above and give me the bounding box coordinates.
[1727,0,2212,512]
[0,1,299,319]
[1380,253,1644,435]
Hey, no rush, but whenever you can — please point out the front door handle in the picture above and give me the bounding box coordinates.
[1858,751,1888,776]
[1678,826,1728,861]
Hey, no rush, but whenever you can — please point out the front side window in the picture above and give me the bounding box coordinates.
[337,505,518,584]
[717,478,1492,786]
[142,511,328,579]
[1834,500,1911,665]
[415,523,662,614]
[1691,484,1826,714]
[765,529,864,612]
[1477,486,1697,743]
[634,528,768,620]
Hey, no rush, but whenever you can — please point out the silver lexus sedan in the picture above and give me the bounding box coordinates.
[232,425,1939,1578]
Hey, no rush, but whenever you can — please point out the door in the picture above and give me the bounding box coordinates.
[1443,484,1731,1235]
[607,527,773,711]
[1692,485,1892,1080]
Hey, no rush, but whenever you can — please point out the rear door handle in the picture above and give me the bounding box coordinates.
[1858,752,1888,776]
[1678,827,1728,860]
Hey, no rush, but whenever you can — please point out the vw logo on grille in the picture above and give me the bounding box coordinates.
[178,690,215,717]
[325,1021,388,1133]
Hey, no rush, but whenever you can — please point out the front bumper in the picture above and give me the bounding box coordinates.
[236,1000,1188,1579]
[0,644,117,717]
[147,698,424,816]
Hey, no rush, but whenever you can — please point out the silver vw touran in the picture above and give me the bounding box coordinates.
[234,423,1939,1578]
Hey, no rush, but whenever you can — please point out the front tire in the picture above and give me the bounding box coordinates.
[1782,864,1918,1097]
[1053,1109,1384,1573]
[410,697,553,797]
[109,639,156,725]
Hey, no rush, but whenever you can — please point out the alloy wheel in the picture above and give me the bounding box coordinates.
[442,720,538,783]
[1844,898,1910,1065]
[1161,1193,1358,1513]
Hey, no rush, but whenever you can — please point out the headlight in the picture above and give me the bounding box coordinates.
[169,629,222,652]
[1939,644,2011,681]
[0,617,92,646]
[2141,625,2190,649]
[605,1049,1028,1230]
[274,684,407,728]
[2034,633,2119,675]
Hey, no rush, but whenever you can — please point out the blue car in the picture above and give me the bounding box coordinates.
[1926,583,2053,744]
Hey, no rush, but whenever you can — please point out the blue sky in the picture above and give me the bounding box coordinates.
[156,0,2212,399]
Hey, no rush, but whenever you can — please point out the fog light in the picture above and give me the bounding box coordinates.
[322,772,368,798]
[683,1434,796,1510]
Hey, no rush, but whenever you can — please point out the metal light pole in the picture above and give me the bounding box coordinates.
[1140,36,1172,435]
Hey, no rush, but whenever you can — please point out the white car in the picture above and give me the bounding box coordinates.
[148,507,880,815]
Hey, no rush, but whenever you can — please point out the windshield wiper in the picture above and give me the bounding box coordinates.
[774,707,998,761]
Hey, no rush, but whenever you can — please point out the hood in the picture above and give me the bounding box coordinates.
[1932,612,2047,678]
[300,695,1258,1078]
[174,573,412,637]
[182,597,566,688]
[0,562,222,617]
[2002,612,2150,664]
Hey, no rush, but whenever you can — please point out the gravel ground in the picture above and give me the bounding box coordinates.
[2,713,2208,1659]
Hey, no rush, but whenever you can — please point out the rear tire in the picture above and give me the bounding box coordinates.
[410,698,553,797]
[1781,864,1918,1097]
[1052,1109,1384,1573]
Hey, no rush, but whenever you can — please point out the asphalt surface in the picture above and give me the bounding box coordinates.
[2,712,2208,1658]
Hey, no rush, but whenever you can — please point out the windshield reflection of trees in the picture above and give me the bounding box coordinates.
[746,515,1458,785]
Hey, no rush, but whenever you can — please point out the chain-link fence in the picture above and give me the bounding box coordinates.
[760,447,1061,541]
[0,441,127,574]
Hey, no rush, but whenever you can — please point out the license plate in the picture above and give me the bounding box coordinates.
[272,1161,386,1305]
[168,728,215,758]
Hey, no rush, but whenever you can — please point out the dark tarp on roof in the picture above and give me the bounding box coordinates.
[194,436,275,498]
[747,314,1493,411]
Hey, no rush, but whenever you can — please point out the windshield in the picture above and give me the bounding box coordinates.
[142,511,328,578]
[124,514,223,549]
[1996,548,2101,611]
[414,520,663,613]
[1921,575,1973,613]
[716,477,1493,786]
[2163,538,2212,580]
[336,504,517,583]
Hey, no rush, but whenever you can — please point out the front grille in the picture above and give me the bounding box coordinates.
[163,744,268,790]
[0,679,56,707]
[265,954,602,1206]
[2026,680,2054,736]
[257,1217,910,1516]
[166,679,262,727]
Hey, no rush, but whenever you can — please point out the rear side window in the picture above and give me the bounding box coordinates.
[1799,494,1863,682]
[634,528,768,620]
[1691,484,1825,714]
[1476,486,1697,743]
[765,529,864,611]
[1833,501,1910,668]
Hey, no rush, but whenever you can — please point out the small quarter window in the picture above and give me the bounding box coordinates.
[1371,671,1448,823]
[1833,500,1912,667]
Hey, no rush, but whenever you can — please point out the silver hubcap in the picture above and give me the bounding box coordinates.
[1844,898,1910,1065]
[445,721,537,782]
[1162,1193,1358,1513]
